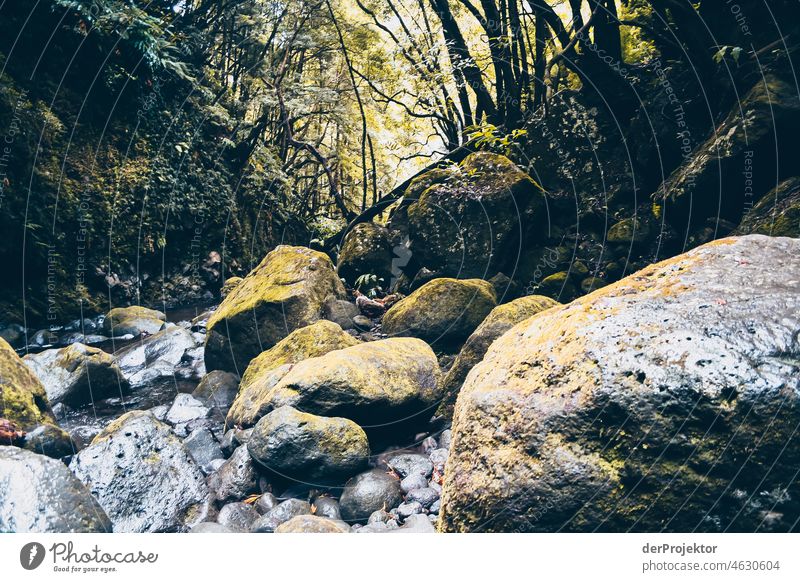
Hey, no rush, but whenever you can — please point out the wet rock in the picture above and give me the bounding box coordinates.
[438,429,452,450]
[606,217,651,244]
[0,446,112,532]
[276,514,351,533]
[537,271,577,301]
[22,423,75,459]
[184,427,224,471]
[115,326,197,386]
[400,473,428,493]
[255,492,279,514]
[368,509,393,524]
[250,498,312,533]
[207,445,258,503]
[248,406,369,484]
[70,411,211,532]
[313,496,342,520]
[352,315,372,330]
[339,469,404,524]
[406,488,439,509]
[440,235,800,532]
[217,502,259,532]
[386,453,433,479]
[0,337,56,430]
[382,278,497,347]
[437,295,558,419]
[205,245,347,374]
[227,320,359,428]
[166,393,210,426]
[394,501,423,519]
[192,370,240,418]
[23,343,129,406]
[420,436,438,454]
[102,306,166,337]
[262,338,442,428]
[336,222,394,286]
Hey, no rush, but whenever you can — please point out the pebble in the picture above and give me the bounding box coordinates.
[429,448,448,474]
[421,436,438,454]
[387,453,433,479]
[395,501,424,520]
[217,502,259,532]
[406,487,439,509]
[400,473,428,493]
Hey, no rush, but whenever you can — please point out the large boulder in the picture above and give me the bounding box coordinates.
[102,306,166,337]
[734,177,800,238]
[248,406,369,484]
[205,245,347,374]
[70,411,212,532]
[440,235,800,532]
[382,278,497,347]
[405,152,544,278]
[0,337,55,430]
[0,446,112,532]
[656,75,800,228]
[436,295,559,419]
[337,222,394,285]
[227,321,359,428]
[23,343,129,406]
[260,338,443,428]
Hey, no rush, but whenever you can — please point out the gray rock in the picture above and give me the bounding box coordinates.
[386,453,433,479]
[406,487,439,509]
[430,499,441,513]
[217,502,259,532]
[322,297,359,330]
[70,411,211,532]
[352,315,372,330]
[255,492,279,515]
[400,473,428,493]
[0,446,112,532]
[248,406,369,484]
[438,429,452,450]
[166,393,210,425]
[184,428,224,469]
[250,499,312,533]
[103,306,166,337]
[367,509,393,524]
[429,448,448,474]
[420,436,438,454]
[395,501,424,519]
[275,514,350,533]
[313,496,342,520]
[192,370,239,417]
[22,424,75,459]
[115,326,197,386]
[207,445,258,503]
[339,469,404,524]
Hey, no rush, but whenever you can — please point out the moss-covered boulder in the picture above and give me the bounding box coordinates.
[381,278,497,347]
[221,277,243,299]
[0,337,54,430]
[337,222,393,285]
[205,246,347,374]
[536,271,576,301]
[436,295,559,420]
[405,152,544,278]
[275,514,351,533]
[23,343,129,406]
[262,338,442,428]
[439,235,800,532]
[102,306,166,337]
[227,321,360,428]
[248,406,369,484]
[606,217,651,243]
[734,177,800,238]
[656,75,800,227]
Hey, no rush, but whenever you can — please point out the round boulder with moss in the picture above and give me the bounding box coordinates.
[0,337,55,430]
[248,406,369,484]
[381,278,497,347]
[102,306,166,337]
[336,222,394,286]
[226,321,360,428]
[205,245,347,374]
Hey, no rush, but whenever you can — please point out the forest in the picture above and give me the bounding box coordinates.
[1,0,799,534]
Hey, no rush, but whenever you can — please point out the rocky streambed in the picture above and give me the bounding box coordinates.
[2,233,800,533]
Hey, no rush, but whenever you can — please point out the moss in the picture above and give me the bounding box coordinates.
[336,222,393,284]
[580,276,608,294]
[227,320,359,428]
[607,217,651,243]
[382,278,497,347]
[0,337,54,429]
[734,177,800,238]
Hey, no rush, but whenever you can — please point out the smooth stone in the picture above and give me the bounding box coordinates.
[339,469,404,524]
[386,453,433,479]
[183,427,224,469]
[400,473,428,493]
[250,499,312,533]
[313,496,342,520]
[275,514,350,533]
[166,393,210,425]
[406,487,439,509]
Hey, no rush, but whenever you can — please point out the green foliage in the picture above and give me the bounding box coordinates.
[354,274,384,298]
[465,123,527,156]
